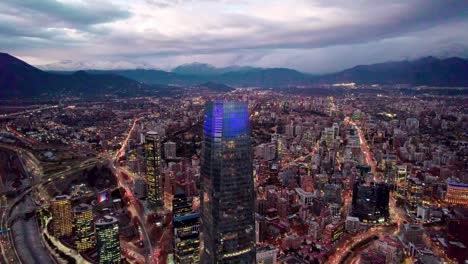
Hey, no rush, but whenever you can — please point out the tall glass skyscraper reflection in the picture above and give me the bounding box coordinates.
[145,131,164,209]
[201,101,256,263]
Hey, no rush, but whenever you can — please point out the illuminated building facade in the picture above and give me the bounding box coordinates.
[406,178,423,213]
[323,221,345,244]
[395,165,407,196]
[201,102,256,263]
[72,203,95,252]
[51,195,73,237]
[96,216,121,264]
[445,183,468,206]
[145,131,164,209]
[352,182,389,223]
[173,188,200,264]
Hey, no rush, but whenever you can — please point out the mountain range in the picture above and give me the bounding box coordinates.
[0,53,155,98]
[1,53,467,98]
[58,56,468,87]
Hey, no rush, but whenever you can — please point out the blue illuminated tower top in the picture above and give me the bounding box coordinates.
[204,101,249,139]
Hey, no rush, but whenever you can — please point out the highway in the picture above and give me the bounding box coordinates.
[347,118,377,174]
[0,145,54,264]
[112,116,155,264]
[112,164,154,264]
[10,194,55,264]
[0,105,59,120]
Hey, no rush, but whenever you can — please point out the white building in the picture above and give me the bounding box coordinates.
[417,205,430,222]
[295,187,315,206]
[345,216,360,233]
[256,245,277,264]
[330,203,341,218]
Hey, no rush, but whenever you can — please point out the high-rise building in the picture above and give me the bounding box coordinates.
[445,183,468,206]
[51,195,73,237]
[400,224,424,247]
[200,101,256,263]
[406,178,423,213]
[352,182,389,223]
[164,141,177,159]
[96,216,121,264]
[145,131,164,209]
[72,203,95,252]
[173,188,200,264]
[395,165,407,196]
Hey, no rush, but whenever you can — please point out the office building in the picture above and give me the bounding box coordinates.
[145,131,164,209]
[416,205,430,222]
[406,178,423,213]
[256,245,277,264]
[295,187,315,206]
[72,203,95,252]
[308,220,320,239]
[330,203,341,218]
[164,141,177,159]
[200,101,256,263]
[323,221,345,244]
[133,178,147,199]
[395,165,407,196]
[173,188,200,264]
[96,216,121,264]
[323,183,341,204]
[445,183,468,206]
[345,216,360,233]
[352,182,389,223]
[51,195,73,237]
[400,224,424,247]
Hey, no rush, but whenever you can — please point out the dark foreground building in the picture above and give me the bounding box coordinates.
[200,101,256,263]
[173,188,200,264]
[352,181,390,223]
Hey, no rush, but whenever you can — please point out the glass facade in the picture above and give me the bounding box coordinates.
[96,216,121,264]
[72,203,95,252]
[352,182,389,223]
[51,195,73,237]
[201,102,256,263]
[145,131,164,209]
[173,188,200,264]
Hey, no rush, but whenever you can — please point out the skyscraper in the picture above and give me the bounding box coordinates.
[145,131,164,209]
[96,215,121,264]
[352,181,389,223]
[51,195,73,237]
[164,141,177,159]
[72,203,95,252]
[173,188,200,264]
[200,101,256,263]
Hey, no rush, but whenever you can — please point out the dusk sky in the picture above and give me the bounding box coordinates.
[1,0,467,73]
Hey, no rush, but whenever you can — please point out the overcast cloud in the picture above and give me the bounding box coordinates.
[1,0,467,72]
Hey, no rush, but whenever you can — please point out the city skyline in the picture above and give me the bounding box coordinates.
[0,1,467,264]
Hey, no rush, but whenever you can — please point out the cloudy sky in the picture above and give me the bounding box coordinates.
[1,0,467,72]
